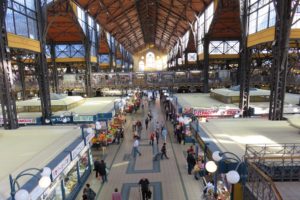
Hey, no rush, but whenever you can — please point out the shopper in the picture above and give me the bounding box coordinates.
[93,158,101,179]
[150,132,155,146]
[145,117,149,130]
[155,130,160,144]
[112,188,122,200]
[83,184,96,200]
[133,136,142,157]
[161,143,169,159]
[138,177,150,200]
[99,160,108,183]
[161,127,167,142]
[187,152,196,175]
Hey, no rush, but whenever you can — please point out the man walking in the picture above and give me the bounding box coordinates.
[145,117,149,130]
[161,143,169,159]
[139,177,150,200]
[133,136,142,157]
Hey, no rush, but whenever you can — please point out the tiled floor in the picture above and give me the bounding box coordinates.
[76,98,204,200]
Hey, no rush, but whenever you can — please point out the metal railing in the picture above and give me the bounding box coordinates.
[245,162,283,200]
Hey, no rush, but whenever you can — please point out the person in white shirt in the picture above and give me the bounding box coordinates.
[133,136,142,157]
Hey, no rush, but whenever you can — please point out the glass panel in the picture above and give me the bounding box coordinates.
[26,9,36,19]
[63,166,78,198]
[28,18,37,39]
[257,5,269,31]
[249,12,257,34]
[292,5,300,28]
[269,3,276,27]
[56,45,69,58]
[79,152,89,177]
[14,0,25,5]
[14,12,28,37]
[26,0,35,10]
[5,8,15,34]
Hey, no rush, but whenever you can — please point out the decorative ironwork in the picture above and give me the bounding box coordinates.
[0,0,18,129]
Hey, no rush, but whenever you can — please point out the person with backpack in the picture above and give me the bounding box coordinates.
[83,184,96,200]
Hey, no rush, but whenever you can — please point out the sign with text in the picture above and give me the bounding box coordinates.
[51,154,71,180]
[0,118,36,125]
[193,108,240,117]
[73,115,94,122]
[51,116,72,124]
[71,141,85,160]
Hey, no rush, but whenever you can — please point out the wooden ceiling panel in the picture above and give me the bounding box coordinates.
[73,0,213,53]
[47,0,84,43]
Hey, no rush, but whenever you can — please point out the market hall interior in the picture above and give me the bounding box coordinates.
[1,0,300,200]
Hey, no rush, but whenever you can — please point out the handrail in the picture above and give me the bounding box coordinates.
[247,162,283,200]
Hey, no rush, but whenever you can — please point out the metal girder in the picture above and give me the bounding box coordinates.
[0,0,18,129]
[84,12,92,97]
[17,58,26,100]
[239,0,251,116]
[50,43,59,93]
[203,37,209,93]
[36,0,52,123]
[269,0,300,120]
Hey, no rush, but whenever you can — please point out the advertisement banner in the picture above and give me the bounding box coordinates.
[0,118,37,125]
[51,154,71,180]
[73,115,94,122]
[193,108,240,117]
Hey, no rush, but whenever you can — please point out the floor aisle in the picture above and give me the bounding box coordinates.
[77,97,204,200]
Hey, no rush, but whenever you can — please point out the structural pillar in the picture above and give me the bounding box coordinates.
[269,0,294,120]
[36,0,52,123]
[239,0,251,117]
[84,12,92,97]
[50,43,59,93]
[17,58,26,100]
[0,0,18,129]
[203,37,210,93]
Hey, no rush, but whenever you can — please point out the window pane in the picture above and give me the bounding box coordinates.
[269,3,276,27]
[257,5,269,31]
[249,12,257,34]
[14,12,28,37]
[5,8,15,33]
[26,0,35,10]
[14,0,25,5]
[28,18,37,39]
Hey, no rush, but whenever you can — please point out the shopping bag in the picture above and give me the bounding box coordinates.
[147,190,152,199]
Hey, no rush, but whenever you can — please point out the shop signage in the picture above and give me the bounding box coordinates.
[51,154,71,180]
[85,132,94,143]
[73,115,94,122]
[183,107,193,114]
[97,112,113,120]
[193,108,240,117]
[51,116,72,124]
[0,118,36,125]
[71,141,85,160]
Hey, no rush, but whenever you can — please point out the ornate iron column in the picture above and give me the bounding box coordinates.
[84,12,92,97]
[50,43,59,93]
[17,58,26,100]
[0,0,18,129]
[36,0,52,123]
[239,0,251,116]
[203,37,210,93]
[269,0,297,120]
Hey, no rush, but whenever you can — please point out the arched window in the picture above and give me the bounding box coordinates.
[146,52,155,69]
[139,60,145,71]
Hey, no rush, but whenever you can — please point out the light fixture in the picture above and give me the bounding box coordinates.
[60,114,64,118]
[212,151,222,162]
[226,170,240,184]
[45,119,51,124]
[205,161,217,173]
[62,118,67,123]
[15,189,29,200]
